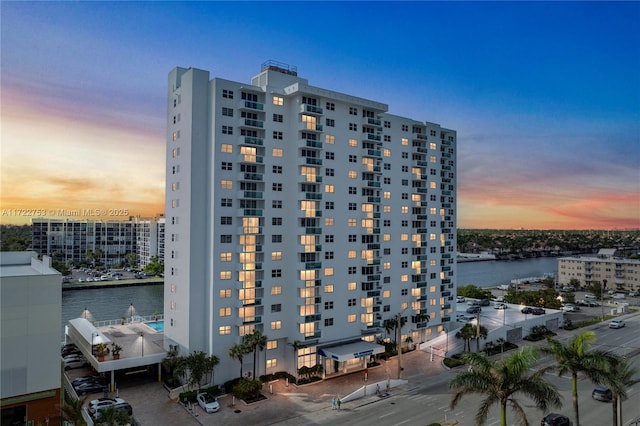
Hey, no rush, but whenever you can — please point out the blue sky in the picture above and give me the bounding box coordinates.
[2,1,639,229]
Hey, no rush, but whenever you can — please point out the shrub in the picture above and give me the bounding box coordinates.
[443,357,465,368]
[231,378,263,401]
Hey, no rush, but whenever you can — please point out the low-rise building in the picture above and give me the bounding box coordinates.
[558,248,640,291]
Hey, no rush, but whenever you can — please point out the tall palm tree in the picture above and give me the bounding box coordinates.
[244,329,267,377]
[93,406,131,426]
[602,356,640,426]
[455,323,476,352]
[541,330,613,426]
[450,346,561,426]
[229,342,249,377]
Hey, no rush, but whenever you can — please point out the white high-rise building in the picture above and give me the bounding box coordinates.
[164,62,457,384]
[134,215,166,268]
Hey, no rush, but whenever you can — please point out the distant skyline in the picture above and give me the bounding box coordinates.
[1,2,639,229]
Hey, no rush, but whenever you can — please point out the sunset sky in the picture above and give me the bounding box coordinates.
[1,2,639,229]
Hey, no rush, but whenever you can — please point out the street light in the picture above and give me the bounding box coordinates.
[601,279,607,321]
[442,328,449,355]
[92,332,98,356]
[140,332,144,357]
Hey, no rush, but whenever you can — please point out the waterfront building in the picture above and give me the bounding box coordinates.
[0,252,61,425]
[134,215,166,268]
[558,248,640,291]
[164,62,457,384]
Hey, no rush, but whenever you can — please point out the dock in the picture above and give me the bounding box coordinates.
[62,278,163,291]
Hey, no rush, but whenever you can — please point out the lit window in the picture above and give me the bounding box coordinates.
[430,233,437,240]
[272,251,282,261]
[348,171,357,179]
[271,321,282,330]
[401,206,409,213]
[324,267,334,276]
[348,138,358,147]
[348,250,357,258]
[401,138,408,145]
[383,149,391,157]
[383,234,391,241]
[383,262,391,270]
[325,134,335,144]
[219,325,231,335]
[430,142,437,150]
[348,218,357,227]
[266,358,277,368]
[347,282,357,291]
[324,284,334,293]
[220,289,231,298]
[383,192,391,199]
[271,286,282,295]
[383,290,390,298]
[273,148,283,157]
[325,217,334,226]
[347,314,356,323]
[221,180,232,189]
[325,184,334,193]
[219,307,231,317]
[267,340,278,350]
[401,233,408,241]
[384,205,391,213]
[273,96,284,106]
[220,271,231,280]
[430,207,437,215]
[401,274,408,282]
[220,252,232,262]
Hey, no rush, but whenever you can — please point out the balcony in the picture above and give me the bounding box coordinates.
[304,192,322,200]
[365,133,381,142]
[366,117,382,127]
[367,197,381,203]
[242,209,263,216]
[241,118,264,128]
[367,149,382,157]
[305,158,323,166]
[366,180,380,188]
[242,173,263,181]
[300,122,323,132]
[243,136,263,146]
[300,104,324,115]
[241,100,264,111]
[242,191,263,199]
[305,262,322,270]
[413,133,427,140]
[304,139,323,149]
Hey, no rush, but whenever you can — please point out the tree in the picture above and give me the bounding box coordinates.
[125,252,137,268]
[541,331,614,426]
[184,350,219,390]
[144,256,164,276]
[161,348,185,388]
[243,329,267,377]
[455,323,476,353]
[450,347,561,426]
[602,356,640,426]
[383,315,407,353]
[93,405,131,426]
[229,342,250,377]
[58,396,88,426]
[288,340,307,379]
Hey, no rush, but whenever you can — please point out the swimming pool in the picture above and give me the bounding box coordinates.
[145,320,164,332]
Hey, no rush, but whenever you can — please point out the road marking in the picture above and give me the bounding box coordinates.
[379,411,396,419]
[393,419,413,426]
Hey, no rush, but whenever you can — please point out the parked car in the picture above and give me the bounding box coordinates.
[521,307,533,314]
[73,381,108,396]
[584,293,596,299]
[592,386,612,402]
[629,291,638,297]
[197,392,220,413]
[93,401,132,419]
[466,306,481,314]
[72,375,105,387]
[561,304,578,313]
[89,398,126,415]
[479,299,491,306]
[493,303,507,310]
[469,300,481,306]
[531,307,546,315]
[64,357,88,370]
[456,296,466,303]
[541,413,572,426]
[577,299,599,307]
[609,319,625,329]
[456,313,476,322]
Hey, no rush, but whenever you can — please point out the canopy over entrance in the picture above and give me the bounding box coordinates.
[318,340,385,362]
[68,317,111,346]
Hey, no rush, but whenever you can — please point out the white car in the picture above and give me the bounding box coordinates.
[493,303,507,309]
[88,398,125,415]
[562,304,577,312]
[609,320,625,329]
[63,356,87,370]
[197,392,220,413]
[456,296,466,303]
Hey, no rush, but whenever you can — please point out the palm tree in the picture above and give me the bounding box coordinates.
[455,323,476,352]
[184,350,220,390]
[244,329,267,377]
[93,405,131,426]
[450,347,561,426]
[58,396,88,426]
[541,330,613,426]
[602,356,640,426]
[229,342,249,377]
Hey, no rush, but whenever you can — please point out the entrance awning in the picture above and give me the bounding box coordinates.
[318,340,385,362]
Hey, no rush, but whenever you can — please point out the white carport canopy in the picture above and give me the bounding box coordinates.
[318,340,385,362]
[68,317,111,346]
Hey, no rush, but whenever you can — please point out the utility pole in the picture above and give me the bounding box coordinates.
[602,279,607,322]
[475,313,481,352]
[396,312,402,379]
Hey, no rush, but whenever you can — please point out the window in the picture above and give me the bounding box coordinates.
[401,289,408,296]
[273,131,283,140]
[272,183,282,191]
[273,165,282,173]
[349,107,358,115]
[349,123,357,131]
[221,144,233,153]
[324,301,334,310]
[348,266,357,274]
[324,267,334,276]
[324,184,334,193]
[273,148,283,157]
[272,217,282,226]
[383,148,391,157]
[219,307,231,317]
[220,289,232,298]
[221,162,233,171]
[348,186,357,194]
[348,250,356,258]
[220,271,231,280]
[325,152,334,160]
[272,269,282,278]
[325,251,334,259]
[222,107,234,117]
[271,251,282,261]
[221,180,232,189]
[348,234,357,242]
[271,304,282,312]
[326,102,335,110]
[326,118,335,127]
[267,340,278,350]
[324,318,334,326]
[223,89,234,99]
[273,113,283,123]
[325,235,334,243]
[347,282,357,291]
[222,125,233,135]
[348,202,356,211]
[384,135,391,142]
[219,325,231,335]
[326,168,334,176]
[324,217,334,226]
[220,235,232,243]
[273,96,283,106]
[401,137,408,146]
[272,235,282,243]
[384,120,391,128]
[348,298,357,306]
[347,314,356,323]
[271,321,282,330]
[384,177,391,184]
[272,200,282,208]
[349,155,357,163]
[220,216,232,225]
[348,218,357,227]
[402,124,409,131]
[266,359,277,368]
[325,201,334,209]
[325,134,335,144]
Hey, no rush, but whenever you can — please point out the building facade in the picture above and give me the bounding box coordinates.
[164,62,457,384]
[558,249,640,291]
[0,252,62,425]
[32,217,165,268]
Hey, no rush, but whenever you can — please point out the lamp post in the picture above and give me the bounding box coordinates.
[140,332,144,358]
[442,328,449,355]
[475,314,481,352]
[91,332,97,356]
[601,279,607,322]
[396,312,402,379]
